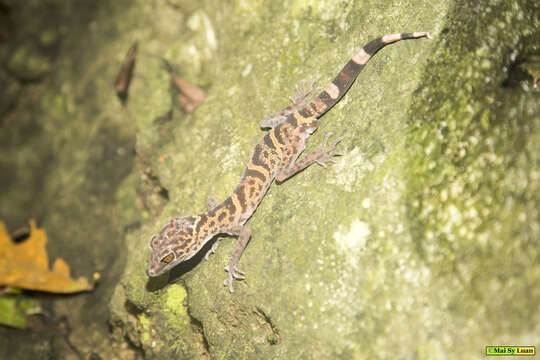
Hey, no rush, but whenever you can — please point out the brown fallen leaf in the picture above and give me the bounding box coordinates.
[0,220,93,293]
[115,41,138,104]
[162,59,205,113]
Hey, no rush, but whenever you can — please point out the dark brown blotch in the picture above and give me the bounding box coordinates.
[339,60,361,85]
[263,133,276,150]
[245,168,267,182]
[251,144,271,171]
[235,187,247,209]
[298,108,311,118]
[272,125,284,145]
[194,214,207,234]
[224,197,236,213]
[287,115,298,127]
[317,90,334,108]
[175,240,188,251]
[364,38,385,55]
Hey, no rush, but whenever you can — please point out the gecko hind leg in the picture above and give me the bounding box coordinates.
[313,132,344,167]
[290,78,321,105]
[276,132,343,182]
[223,226,252,292]
[260,79,320,129]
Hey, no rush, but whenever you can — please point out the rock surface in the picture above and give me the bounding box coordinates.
[1,0,538,359]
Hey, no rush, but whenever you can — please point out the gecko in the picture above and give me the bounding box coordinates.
[147,32,432,292]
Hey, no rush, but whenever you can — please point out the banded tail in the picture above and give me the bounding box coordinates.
[302,32,431,119]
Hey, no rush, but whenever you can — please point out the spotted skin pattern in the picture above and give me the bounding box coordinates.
[147,32,431,292]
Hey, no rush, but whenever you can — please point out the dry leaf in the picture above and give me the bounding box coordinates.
[115,41,138,103]
[162,59,205,113]
[0,220,93,293]
[174,75,206,113]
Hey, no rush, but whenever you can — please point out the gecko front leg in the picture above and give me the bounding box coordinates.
[224,226,252,292]
[276,132,343,182]
[260,79,320,129]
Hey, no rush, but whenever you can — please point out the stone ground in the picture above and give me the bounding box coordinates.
[0,0,538,359]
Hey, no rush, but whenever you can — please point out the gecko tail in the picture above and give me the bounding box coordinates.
[302,32,431,119]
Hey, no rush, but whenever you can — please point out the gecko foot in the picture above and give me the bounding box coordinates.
[224,265,246,293]
[261,79,321,129]
[314,132,343,167]
[204,240,220,260]
[289,78,321,105]
[224,265,246,279]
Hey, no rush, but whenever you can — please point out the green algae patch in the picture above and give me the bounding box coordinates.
[404,0,540,356]
[138,314,151,343]
[165,284,187,317]
[289,0,353,20]
[6,44,53,81]
[140,284,204,358]
[121,231,153,311]
[109,0,540,358]
[0,296,36,329]
[137,0,442,357]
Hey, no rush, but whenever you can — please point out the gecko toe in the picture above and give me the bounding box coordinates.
[234,268,246,276]
[289,78,320,105]
[224,276,235,293]
[322,132,334,145]
[225,265,246,283]
[233,271,246,280]
[313,132,344,168]
[315,160,327,168]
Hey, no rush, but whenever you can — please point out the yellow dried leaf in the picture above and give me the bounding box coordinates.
[0,220,93,293]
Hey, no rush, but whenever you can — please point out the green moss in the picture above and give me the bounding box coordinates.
[40,30,57,46]
[139,314,151,343]
[114,173,139,228]
[165,284,187,316]
[404,0,540,354]
[114,0,539,359]
[289,0,353,19]
[0,296,37,329]
[7,45,52,81]
[39,92,66,120]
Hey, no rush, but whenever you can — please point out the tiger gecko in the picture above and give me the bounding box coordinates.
[147,32,431,292]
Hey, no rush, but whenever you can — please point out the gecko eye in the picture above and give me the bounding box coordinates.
[161,252,175,264]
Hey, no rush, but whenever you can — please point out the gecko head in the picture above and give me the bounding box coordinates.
[146,216,198,277]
